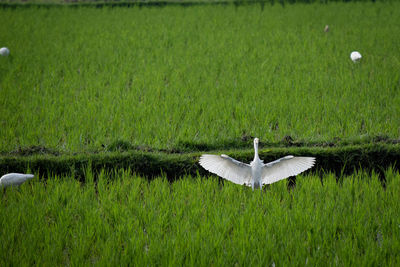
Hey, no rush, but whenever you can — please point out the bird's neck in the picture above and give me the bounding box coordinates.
[254,142,260,161]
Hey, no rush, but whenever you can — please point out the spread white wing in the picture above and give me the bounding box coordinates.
[199,154,252,186]
[262,156,315,185]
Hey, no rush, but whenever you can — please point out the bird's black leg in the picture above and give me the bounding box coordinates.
[263,184,270,192]
[287,176,296,191]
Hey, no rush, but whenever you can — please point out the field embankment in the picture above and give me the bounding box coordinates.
[1,143,399,181]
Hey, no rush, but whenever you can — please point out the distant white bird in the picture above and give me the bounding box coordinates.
[199,138,315,190]
[350,51,362,62]
[0,47,10,57]
[324,25,329,32]
[0,173,34,188]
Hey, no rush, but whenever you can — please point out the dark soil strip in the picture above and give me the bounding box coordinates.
[0,0,377,10]
[1,1,268,9]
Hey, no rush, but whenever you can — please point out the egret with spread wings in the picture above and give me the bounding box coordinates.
[199,138,315,190]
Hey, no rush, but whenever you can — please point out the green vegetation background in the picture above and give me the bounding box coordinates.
[0,0,396,4]
[1,3,400,265]
[1,170,400,265]
[1,2,399,154]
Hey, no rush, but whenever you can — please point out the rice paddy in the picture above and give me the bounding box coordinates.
[1,1,400,265]
[1,169,399,265]
[0,2,399,153]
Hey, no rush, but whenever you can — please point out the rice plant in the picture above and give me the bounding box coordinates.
[0,2,399,153]
[1,169,399,265]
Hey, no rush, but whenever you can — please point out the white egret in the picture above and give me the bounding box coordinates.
[0,47,10,57]
[350,51,362,62]
[0,173,34,188]
[199,138,315,190]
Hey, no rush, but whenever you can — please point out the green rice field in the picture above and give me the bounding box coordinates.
[1,169,400,265]
[0,2,399,153]
[1,2,400,266]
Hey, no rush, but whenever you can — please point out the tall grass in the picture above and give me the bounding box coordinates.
[1,170,399,265]
[1,3,399,153]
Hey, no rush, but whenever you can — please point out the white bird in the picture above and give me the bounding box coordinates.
[350,51,362,63]
[199,138,315,190]
[0,47,10,57]
[0,173,34,188]
[324,25,329,32]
